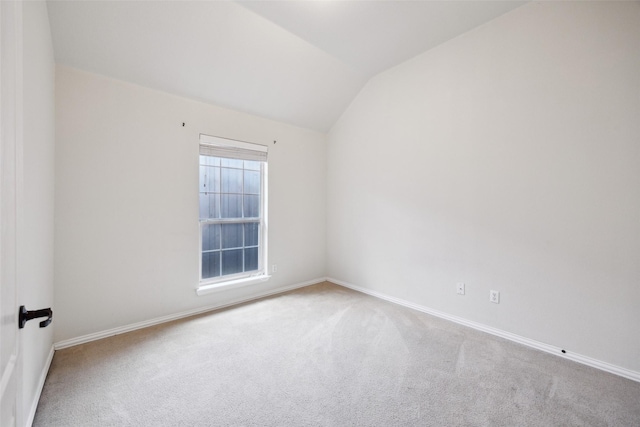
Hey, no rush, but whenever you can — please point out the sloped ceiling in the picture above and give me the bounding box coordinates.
[47,1,526,132]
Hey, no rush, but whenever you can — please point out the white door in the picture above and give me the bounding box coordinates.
[1,1,23,426]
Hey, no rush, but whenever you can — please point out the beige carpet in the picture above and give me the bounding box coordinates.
[34,282,640,426]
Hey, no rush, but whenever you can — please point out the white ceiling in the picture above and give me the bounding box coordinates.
[47,1,526,132]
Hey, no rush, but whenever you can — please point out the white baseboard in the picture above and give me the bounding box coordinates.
[327,277,640,383]
[26,345,54,427]
[54,277,326,350]
[52,275,640,382]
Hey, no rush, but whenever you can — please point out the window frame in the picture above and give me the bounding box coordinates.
[197,134,269,295]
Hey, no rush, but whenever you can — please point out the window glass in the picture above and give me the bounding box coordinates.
[244,223,259,247]
[244,160,261,171]
[244,247,258,271]
[243,170,260,194]
[220,158,244,169]
[202,252,221,279]
[221,167,243,194]
[199,193,220,220]
[221,223,243,249]
[243,195,260,218]
[202,224,221,251]
[221,249,243,276]
[221,194,242,218]
[200,155,220,167]
[200,166,220,193]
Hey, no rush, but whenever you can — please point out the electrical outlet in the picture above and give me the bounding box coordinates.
[272,264,278,273]
[456,282,465,295]
[490,290,500,304]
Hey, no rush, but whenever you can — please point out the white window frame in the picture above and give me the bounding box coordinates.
[197,134,269,296]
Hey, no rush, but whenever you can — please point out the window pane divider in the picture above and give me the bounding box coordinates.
[200,218,260,225]
[202,245,259,254]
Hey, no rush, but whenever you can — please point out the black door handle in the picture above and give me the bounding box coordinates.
[19,306,53,329]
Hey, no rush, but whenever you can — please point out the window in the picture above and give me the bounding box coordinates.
[198,134,268,292]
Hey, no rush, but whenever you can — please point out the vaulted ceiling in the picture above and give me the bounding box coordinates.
[47,1,526,132]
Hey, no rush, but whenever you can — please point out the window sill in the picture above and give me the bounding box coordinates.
[196,274,271,296]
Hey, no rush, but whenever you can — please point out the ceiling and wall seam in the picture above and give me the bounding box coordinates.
[47,0,527,133]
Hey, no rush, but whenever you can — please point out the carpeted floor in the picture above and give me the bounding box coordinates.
[34,282,640,426]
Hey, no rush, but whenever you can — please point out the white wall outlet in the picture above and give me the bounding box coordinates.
[272,264,277,273]
[456,282,465,295]
[490,290,500,304]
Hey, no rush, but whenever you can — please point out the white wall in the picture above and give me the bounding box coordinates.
[327,2,640,373]
[54,66,326,342]
[20,0,55,422]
